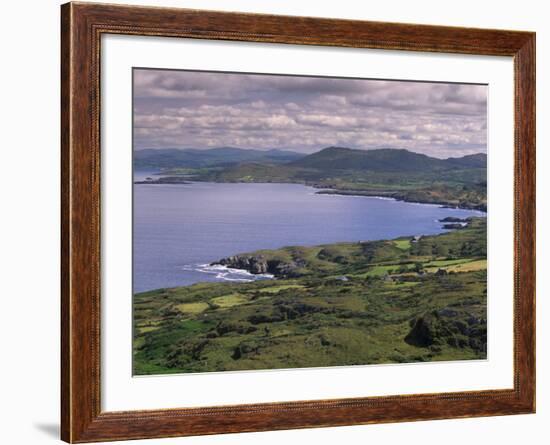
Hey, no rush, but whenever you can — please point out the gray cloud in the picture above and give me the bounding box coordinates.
[133,69,487,158]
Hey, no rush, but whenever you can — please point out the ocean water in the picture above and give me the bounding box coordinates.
[133,181,485,293]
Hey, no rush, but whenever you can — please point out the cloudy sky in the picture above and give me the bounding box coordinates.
[133,69,487,158]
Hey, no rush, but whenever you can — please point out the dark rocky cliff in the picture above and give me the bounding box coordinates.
[212,255,305,278]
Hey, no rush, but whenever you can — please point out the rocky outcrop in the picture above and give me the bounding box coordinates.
[438,217,469,230]
[212,255,305,278]
[405,308,486,353]
[442,223,465,230]
[438,217,468,223]
[216,255,269,274]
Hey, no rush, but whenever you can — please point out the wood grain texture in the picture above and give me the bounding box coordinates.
[60,2,536,442]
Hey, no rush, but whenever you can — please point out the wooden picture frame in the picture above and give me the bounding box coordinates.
[61,2,535,442]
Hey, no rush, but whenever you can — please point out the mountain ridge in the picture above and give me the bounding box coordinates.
[135,145,487,172]
[290,146,486,172]
[134,147,304,169]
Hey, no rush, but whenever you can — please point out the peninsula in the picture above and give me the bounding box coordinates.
[135,147,487,211]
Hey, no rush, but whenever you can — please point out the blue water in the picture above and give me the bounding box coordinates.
[133,181,485,293]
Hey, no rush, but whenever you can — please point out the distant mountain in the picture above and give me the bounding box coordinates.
[290,147,486,172]
[445,153,487,169]
[135,146,486,172]
[134,147,304,169]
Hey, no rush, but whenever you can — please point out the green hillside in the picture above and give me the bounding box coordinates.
[290,147,454,172]
[134,218,487,375]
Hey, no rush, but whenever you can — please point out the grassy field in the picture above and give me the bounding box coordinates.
[133,218,487,375]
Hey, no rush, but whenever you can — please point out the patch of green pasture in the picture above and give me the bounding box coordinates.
[446,259,487,273]
[426,258,476,268]
[137,326,161,334]
[258,284,306,294]
[176,302,209,313]
[393,239,411,250]
[211,293,248,308]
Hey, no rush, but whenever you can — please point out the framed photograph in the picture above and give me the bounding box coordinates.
[61,2,535,442]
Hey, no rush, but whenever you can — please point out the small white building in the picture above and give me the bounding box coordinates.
[411,235,423,243]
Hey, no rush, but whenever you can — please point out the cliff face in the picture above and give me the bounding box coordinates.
[213,255,305,278]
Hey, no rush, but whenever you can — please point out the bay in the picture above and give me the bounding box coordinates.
[133,182,484,292]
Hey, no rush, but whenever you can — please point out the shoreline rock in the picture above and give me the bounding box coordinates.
[212,255,305,278]
[438,216,468,223]
[442,223,466,230]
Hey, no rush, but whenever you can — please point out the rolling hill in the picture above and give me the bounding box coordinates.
[290,147,447,172]
[290,147,486,172]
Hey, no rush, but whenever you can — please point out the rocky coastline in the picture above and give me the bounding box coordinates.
[212,255,305,279]
[212,216,478,278]
[315,188,487,212]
